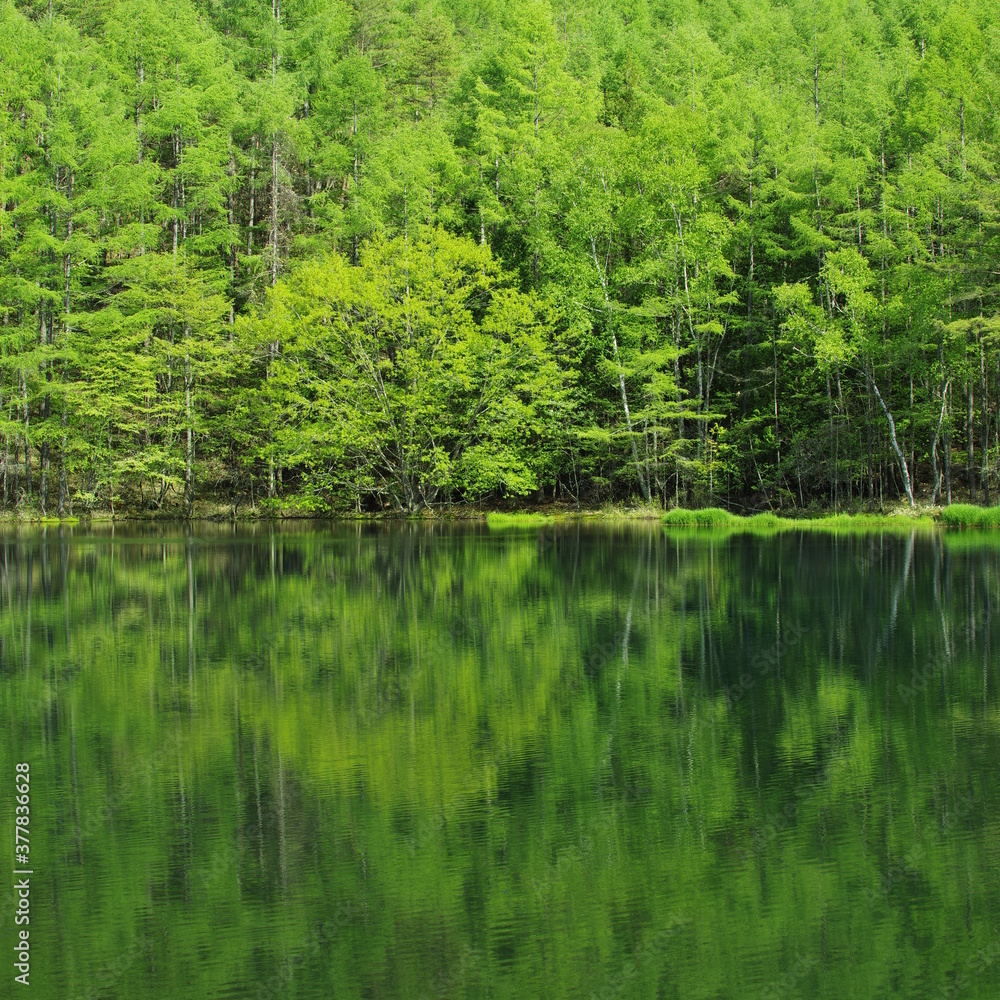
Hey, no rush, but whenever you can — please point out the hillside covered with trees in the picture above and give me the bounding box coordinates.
[1,0,999,515]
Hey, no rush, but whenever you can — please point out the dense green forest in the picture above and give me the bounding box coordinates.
[1,0,999,515]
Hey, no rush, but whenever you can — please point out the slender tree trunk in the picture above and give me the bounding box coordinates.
[773,324,780,501]
[980,334,990,504]
[2,388,7,507]
[39,299,50,515]
[967,382,975,500]
[590,236,650,502]
[22,371,30,501]
[827,373,835,510]
[931,379,951,506]
[352,99,359,264]
[909,375,915,492]
[173,128,180,260]
[674,317,684,503]
[270,139,279,286]
[59,176,72,517]
[945,389,953,505]
[745,117,754,418]
[228,143,236,321]
[868,371,914,508]
[247,135,257,255]
[58,408,67,517]
[184,347,194,517]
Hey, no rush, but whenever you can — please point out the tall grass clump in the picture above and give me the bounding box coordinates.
[940,504,1000,528]
[663,507,736,527]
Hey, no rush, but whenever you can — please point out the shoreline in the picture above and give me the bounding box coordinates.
[3,502,999,531]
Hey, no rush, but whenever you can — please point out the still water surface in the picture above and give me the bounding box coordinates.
[1,524,999,999]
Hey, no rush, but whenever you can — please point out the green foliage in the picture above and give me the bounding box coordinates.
[3,0,1000,514]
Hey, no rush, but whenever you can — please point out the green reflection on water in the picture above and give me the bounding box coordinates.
[1,524,998,999]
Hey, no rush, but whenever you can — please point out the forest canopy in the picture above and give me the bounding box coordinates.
[1,0,999,514]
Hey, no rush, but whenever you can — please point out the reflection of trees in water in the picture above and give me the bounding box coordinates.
[0,526,998,998]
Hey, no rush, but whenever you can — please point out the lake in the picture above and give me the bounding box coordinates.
[1,523,999,998]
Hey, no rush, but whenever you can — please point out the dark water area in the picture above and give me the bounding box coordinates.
[1,523,998,999]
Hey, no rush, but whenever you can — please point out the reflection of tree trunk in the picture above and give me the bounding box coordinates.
[70,705,83,864]
[278,750,287,892]
[253,740,265,873]
[178,760,188,875]
[886,530,915,642]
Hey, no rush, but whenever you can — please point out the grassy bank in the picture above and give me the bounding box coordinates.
[937,504,1000,528]
[7,502,1000,533]
[660,507,939,532]
[487,504,1000,535]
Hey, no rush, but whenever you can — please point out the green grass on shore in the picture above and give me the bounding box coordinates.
[486,505,942,534]
[7,503,1000,534]
[660,507,938,532]
[486,504,1000,534]
[938,504,1000,528]
[661,507,739,527]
